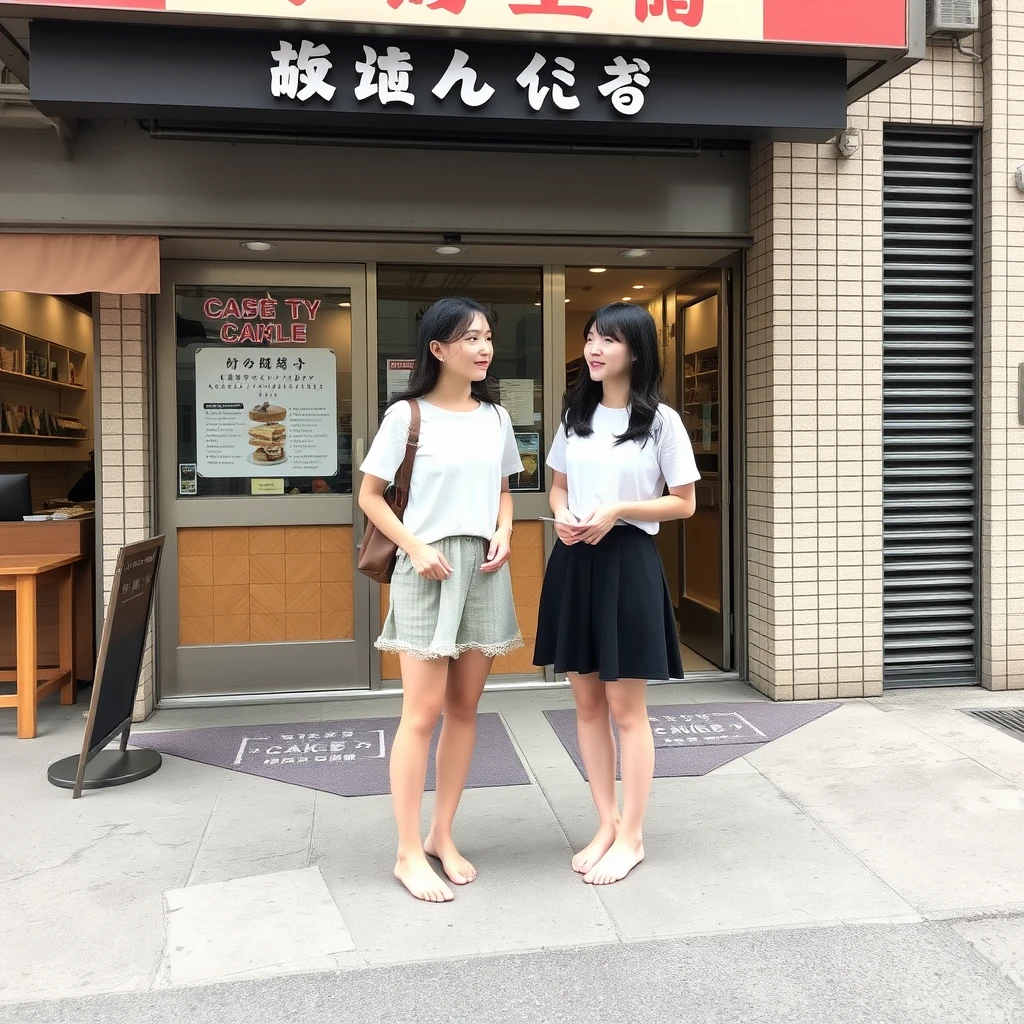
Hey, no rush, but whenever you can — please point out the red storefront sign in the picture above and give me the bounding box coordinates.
[202,296,319,344]
[0,0,909,49]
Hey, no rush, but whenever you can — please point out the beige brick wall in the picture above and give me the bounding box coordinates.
[746,41,984,700]
[980,2,1024,690]
[98,293,157,721]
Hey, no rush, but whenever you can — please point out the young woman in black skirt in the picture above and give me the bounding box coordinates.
[534,302,699,885]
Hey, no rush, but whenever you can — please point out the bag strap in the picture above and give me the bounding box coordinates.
[390,399,421,516]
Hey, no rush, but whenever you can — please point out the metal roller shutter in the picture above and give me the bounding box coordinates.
[882,128,979,688]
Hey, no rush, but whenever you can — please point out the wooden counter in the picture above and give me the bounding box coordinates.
[0,554,82,738]
[0,515,95,683]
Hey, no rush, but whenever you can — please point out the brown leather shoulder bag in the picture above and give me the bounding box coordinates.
[357,399,421,584]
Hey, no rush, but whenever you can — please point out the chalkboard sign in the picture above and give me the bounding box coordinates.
[71,536,164,798]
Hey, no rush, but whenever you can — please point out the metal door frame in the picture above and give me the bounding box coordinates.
[155,260,371,703]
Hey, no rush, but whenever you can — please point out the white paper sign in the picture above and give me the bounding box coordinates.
[500,378,536,427]
[195,347,338,478]
[386,358,415,403]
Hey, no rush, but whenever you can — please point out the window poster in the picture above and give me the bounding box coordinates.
[386,359,415,403]
[500,378,536,428]
[511,431,541,492]
[194,347,338,478]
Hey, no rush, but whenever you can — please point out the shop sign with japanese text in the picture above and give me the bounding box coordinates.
[28,22,850,141]
[2,0,909,50]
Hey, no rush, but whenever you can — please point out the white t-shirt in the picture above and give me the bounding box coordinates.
[360,399,524,545]
[546,403,700,536]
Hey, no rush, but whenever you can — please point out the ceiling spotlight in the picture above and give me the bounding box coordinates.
[632,285,645,290]
[564,298,571,303]
[240,241,277,252]
[534,301,541,306]
[619,248,652,259]
[338,302,351,308]
[621,296,633,301]
[431,245,463,255]
[589,267,607,274]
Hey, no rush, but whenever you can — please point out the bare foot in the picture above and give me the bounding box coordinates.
[583,839,645,886]
[571,823,618,875]
[424,833,477,886]
[394,854,455,903]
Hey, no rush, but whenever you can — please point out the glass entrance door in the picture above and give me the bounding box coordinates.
[677,269,732,669]
[156,263,372,699]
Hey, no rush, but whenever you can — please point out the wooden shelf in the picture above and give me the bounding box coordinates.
[0,367,87,393]
[0,432,90,443]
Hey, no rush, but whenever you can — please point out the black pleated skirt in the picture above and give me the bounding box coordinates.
[532,525,684,682]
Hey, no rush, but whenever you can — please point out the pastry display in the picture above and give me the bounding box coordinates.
[248,423,286,447]
[246,402,287,464]
[252,445,285,463]
[249,402,287,423]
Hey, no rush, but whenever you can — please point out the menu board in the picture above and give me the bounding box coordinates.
[194,347,338,478]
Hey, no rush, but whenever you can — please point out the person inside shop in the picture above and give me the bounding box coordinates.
[533,302,699,885]
[358,296,524,904]
[67,450,95,503]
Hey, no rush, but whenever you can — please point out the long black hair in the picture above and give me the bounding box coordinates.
[391,296,499,406]
[562,302,663,446]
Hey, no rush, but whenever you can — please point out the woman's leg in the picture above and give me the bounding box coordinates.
[391,652,452,903]
[584,678,652,885]
[569,672,620,874]
[424,648,491,885]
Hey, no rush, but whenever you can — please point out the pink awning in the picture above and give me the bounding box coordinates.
[0,234,160,295]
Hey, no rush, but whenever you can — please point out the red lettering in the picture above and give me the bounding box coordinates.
[219,322,239,342]
[301,299,322,321]
[260,298,277,319]
[292,324,307,343]
[636,0,702,25]
[241,297,260,319]
[204,297,224,319]
[222,297,243,318]
[285,299,303,318]
[238,323,259,343]
[387,0,466,9]
[508,0,592,16]
[257,324,276,343]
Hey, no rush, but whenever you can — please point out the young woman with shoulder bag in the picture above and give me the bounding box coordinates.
[359,297,524,904]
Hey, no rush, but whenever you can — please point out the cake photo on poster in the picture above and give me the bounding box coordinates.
[248,402,287,465]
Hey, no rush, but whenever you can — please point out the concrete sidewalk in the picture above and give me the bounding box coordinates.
[3,680,1024,1020]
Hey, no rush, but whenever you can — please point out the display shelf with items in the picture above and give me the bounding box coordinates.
[682,350,720,456]
[0,321,91,462]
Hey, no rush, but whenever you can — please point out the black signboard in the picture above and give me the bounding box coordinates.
[29,21,848,144]
[66,537,165,798]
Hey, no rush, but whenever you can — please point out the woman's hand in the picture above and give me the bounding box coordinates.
[575,504,622,545]
[554,508,583,546]
[410,542,452,581]
[481,526,512,573]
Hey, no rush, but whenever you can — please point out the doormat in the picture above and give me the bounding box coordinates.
[132,713,530,797]
[544,701,841,779]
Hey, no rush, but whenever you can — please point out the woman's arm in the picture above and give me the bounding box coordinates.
[482,479,515,572]
[358,474,451,580]
[575,484,696,545]
[549,471,582,545]
[617,483,696,522]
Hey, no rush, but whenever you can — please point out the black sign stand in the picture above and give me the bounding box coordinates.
[48,536,165,798]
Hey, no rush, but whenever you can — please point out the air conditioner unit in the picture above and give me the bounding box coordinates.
[926,0,980,37]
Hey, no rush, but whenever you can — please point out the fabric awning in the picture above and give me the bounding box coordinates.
[0,234,160,294]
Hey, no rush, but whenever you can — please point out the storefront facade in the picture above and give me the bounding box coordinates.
[3,0,1019,715]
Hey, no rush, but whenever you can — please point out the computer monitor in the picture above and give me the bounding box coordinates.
[0,474,32,522]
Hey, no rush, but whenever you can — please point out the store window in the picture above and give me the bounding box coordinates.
[174,286,353,497]
[376,266,544,492]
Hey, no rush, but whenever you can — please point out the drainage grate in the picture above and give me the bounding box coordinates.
[963,708,1024,742]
